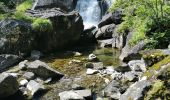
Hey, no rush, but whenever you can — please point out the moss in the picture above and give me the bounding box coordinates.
[16,0,32,12]
[151,56,170,70]
[32,18,53,32]
[145,80,170,100]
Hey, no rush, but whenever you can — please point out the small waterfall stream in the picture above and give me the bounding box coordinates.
[76,0,101,29]
[76,0,115,29]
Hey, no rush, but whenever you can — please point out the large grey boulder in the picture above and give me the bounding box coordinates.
[32,0,77,12]
[103,80,121,99]
[120,80,151,100]
[27,8,84,53]
[98,9,122,28]
[0,54,20,72]
[0,19,34,54]
[27,60,64,79]
[119,33,146,62]
[0,72,19,98]
[26,80,45,96]
[95,24,115,39]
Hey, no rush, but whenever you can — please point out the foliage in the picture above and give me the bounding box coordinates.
[110,0,170,49]
[32,18,53,32]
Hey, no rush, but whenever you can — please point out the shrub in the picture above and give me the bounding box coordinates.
[32,18,53,32]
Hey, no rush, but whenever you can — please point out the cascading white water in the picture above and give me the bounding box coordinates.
[76,0,101,29]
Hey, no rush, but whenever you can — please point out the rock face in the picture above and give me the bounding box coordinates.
[98,9,122,28]
[96,24,115,39]
[120,80,151,100]
[0,54,20,72]
[119,33,146,62]
[27,8,84,53]
[27,60,64,79]
[32,0,78,12]
[0,9,83,54]
[0,19,34,54]
[0,72,19,98]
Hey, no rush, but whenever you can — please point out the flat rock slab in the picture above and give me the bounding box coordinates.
[27,60,64,79]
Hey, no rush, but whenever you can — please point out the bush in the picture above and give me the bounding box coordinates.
[32,18,53,32]
[110,0,170,49]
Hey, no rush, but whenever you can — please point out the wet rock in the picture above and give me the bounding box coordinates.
[120,80,151,100]
[27,60,64,79]
[23,72,35,80]
[0,72,19,98]
[31,50,43,60]
[85,62,104,70]
[88,54,99,62]
[95,24,115,39]
[19,60,28,70]
[0,54,20,72]
[26,80,45,96]
[20,79,28,86]
[128,60,146,72]
[73,52,82,57]
[86,68,99,75]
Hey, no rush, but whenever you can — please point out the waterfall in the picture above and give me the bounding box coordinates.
[76,0,101,29]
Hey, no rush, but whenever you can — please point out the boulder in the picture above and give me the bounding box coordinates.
[0,54,20,72]
[120,80,151,100]
[119,37,146,62]
[0,19,34,54]
[98,9,122,28]
[19,79,28,86]
[103,80,121,99]
[32,0,77,12]
[23,72,35,80]
[123,71,138,82]
[27,8,84,53]
[59,90,92,100]
[27,60,64,79]
[19,60,29,70]
[0,72,19,98]
[88,54,99,62]
[95,24,115,39]
[26,80,45,96]
[59,91,84,100]
[128,60,146,72]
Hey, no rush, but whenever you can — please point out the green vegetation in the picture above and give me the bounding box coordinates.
[110,0,170,49]
[0,0,53,32]
[32,18,53,32]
